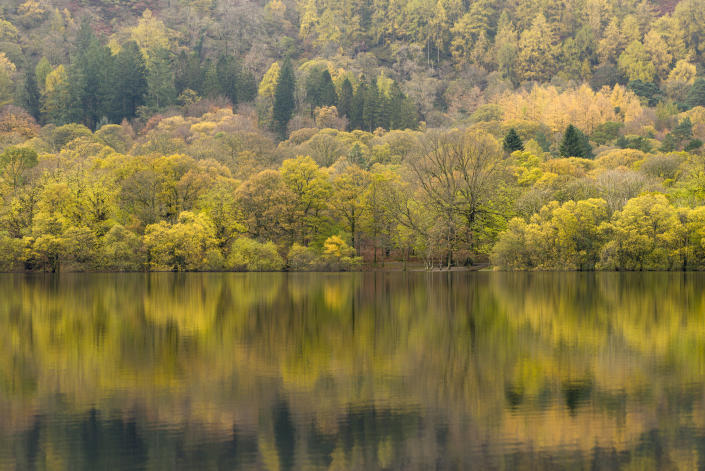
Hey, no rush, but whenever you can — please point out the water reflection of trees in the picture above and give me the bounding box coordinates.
[1,273,705,469]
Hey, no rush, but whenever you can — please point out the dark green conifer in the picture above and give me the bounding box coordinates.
[22,70,41,121]
[363,79,380,131]
[338,78,354,126]
[560,124,593,158]
[503,128,524,153]
[273,58,296,138]
[350,79,367,130]
[685,78,705,109]
[318,69,337,108]
[215,54,241,105]
[110,41,147,122]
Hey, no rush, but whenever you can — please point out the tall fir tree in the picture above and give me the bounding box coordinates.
[503,128,524,152]
[215,54,241,105]
[350,79,367,130]
[22,70,41,121]
[79,40,114,128]
[272,58,296,138]
[686,78,705,109]
[560,124,593,158]
[305,68,322,114]
[110,41,147,122]
[145,47,176,110]
[338,77,354,123]
[672,117,693,143]
[318,69,337,108]
[238,69,257,103]
[363,78,380,131]
[202,60,221,98]
[174,51,204,95]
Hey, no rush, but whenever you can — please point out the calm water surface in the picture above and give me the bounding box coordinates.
[1,272,705,470]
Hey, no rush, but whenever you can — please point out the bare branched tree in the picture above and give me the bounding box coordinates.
[406,129,509,267]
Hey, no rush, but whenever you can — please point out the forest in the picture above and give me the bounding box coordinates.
[0,0,705,270]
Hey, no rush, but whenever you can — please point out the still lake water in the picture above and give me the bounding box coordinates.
[1,272,705,470]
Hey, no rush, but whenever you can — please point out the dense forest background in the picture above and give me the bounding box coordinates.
[1,0,705,270]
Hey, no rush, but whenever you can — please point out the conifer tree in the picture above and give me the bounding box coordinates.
[338,78,354,123]
[22,70,41,121]
[318,69,337,108]
[273,58,296,138]
[350,79,367,130]
[110,41,147,122]
[560,124,593,158]
[660,133,677,152]
[216,54,241,105]
[145,48,176,110]
[174,51,204,95]
[686,78,705,109]
[503,128,524,152]
[363,79,380,131]
[66,20,113,127]
[238,70,257,103]
[202,60,221,98]
[672,117,693,143]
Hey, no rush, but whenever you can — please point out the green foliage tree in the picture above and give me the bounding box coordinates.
[503,128,524,153]
[145,47,177,110]
[273,59,296,138]
[560,124,593,159]
[227,237,284,271]
[598,194,684,270]
[144,211,222,271]
[110,41,148,122]
[21,69,40,121]
[0,146,38,190]
[338,77,354,124]
[491,198,609,270]
[685,78,705,109]
[215,53,242,105]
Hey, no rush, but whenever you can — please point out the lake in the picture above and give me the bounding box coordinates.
[0,272,704,470]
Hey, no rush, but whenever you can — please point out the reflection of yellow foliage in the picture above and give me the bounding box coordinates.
[258,434,281,471]
[3,273,705,467]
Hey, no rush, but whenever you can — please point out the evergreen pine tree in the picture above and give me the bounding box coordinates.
[338,78,354,122]
[305,68,322,114]
[685,78,705,109]
[350,80,367,130]
[398,95,418,130]
[503,128,524,152]
[560,124,593,158]
[216,54,240,105]
[202,60,221,98]
[363,79,380,131]
[22,70,41,121]
[110,41,147,122]
[145,48,176,110]
[273,58,296,138]
[318,69,337,108]
[174,51,204,95]
[672,117,693,143]
[238,69,257,103]
[378,91,392,130]
[65,20,109,127]
[388,82,404,130]
[660,133,678,152]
